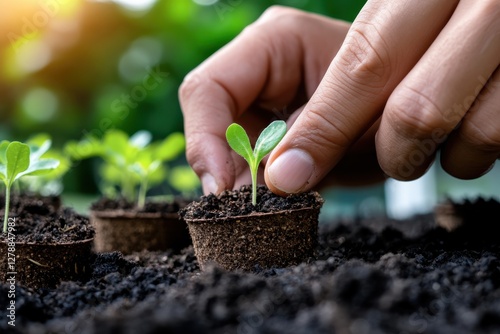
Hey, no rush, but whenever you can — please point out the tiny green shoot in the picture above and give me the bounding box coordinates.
[226,120,287,205]
[64,129,188,209]
[0,141,60,233]
[22,134,72,196]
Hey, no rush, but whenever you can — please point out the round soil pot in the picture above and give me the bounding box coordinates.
[0,206,95,290]
[90,210,191,254]
[0,238,94,290]
[180,185,324,271]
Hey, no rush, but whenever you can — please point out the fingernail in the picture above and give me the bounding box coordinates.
[201,174,218,195]
[268,149,314,193]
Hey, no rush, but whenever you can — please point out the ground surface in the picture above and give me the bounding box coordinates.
[2,198,500,334]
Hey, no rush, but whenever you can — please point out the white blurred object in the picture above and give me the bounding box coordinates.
[93,0,157,12]
[385,164,437,220]
[385,160,500,220]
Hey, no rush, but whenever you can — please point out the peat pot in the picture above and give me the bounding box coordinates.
[0,207,95,290]
[0,238,94,290]
[90,210,191,254]
[180,185,324,271]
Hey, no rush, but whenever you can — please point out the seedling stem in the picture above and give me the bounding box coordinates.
[226,120,287,206]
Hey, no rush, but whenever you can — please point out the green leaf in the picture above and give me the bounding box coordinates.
[129,163,147,178]
[26,133,51,149]
[0,140,10,165]
[101,163,127,184]
[226,121,287,205]
[145,163,166,185]
[169,165,200,193]
[155,132,185,161]
[64,138,102,160]
[226,123,254,165]
[29,138,52,162]
[35,150,71,181]
[18,159,60,178]
[254,120,287,163]
[6,142,30,185]
[103,130,130,156]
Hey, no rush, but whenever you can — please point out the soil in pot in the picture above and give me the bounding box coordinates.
[0,196,95,290]
[180,184,324,271]
[90,197,192,254]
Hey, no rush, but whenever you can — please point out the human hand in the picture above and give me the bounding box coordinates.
[181,1,499,196]
[180,6,369,195]
[264,0,500,195]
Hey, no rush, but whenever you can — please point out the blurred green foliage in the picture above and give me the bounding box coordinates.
[0,0,366,196]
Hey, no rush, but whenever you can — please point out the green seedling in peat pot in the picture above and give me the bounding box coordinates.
[65,129,186,209]
[0,140,60,233]
[226,120,287,205]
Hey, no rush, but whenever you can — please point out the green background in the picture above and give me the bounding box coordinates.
[0,0,366,197]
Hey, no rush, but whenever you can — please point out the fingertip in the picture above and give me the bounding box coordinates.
[201,173,219,195]
[265,148,315,194]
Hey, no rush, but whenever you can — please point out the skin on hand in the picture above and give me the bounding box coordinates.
[264,0,500,195]
[180,6,354,194]
[180,1,500,196]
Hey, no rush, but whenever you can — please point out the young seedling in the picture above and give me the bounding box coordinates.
[65,129,187,209]
[0,140,60,233]
[226,120,287,205]
[21,134,71,196]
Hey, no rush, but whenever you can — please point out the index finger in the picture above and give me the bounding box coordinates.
[179,6,349,194]
[265,0,460,195]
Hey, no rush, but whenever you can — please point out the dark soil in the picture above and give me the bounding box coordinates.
[0,196,93,243]
[2,197,500,334]
[90,197,191,215]
[180,184,322,219]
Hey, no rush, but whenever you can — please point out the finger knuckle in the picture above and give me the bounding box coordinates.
[336,22,392,91]
[386,85,447,138]
[252,5,317,36]
[258,5,304,23]
[476,0,500,21]
[184,132,205,170]
[179,71,201,107]
[300,102,352,152]
[461,118,500,151]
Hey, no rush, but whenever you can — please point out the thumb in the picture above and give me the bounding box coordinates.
[264,0,456,195]
[263,52,387,194]
[264,91,361,195]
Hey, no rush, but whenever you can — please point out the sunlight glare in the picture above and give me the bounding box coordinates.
[111,0,157,12]
[193,0,219,6]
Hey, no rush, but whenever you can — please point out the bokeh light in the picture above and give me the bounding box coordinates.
[192,0,219,6]
[107,0,157,12]
[22,87,59,123]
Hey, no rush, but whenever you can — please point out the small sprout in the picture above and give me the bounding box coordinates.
[0,141,60,233]
[65,130,187,209]
[226,120,287,205]
[22,134,71,196]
